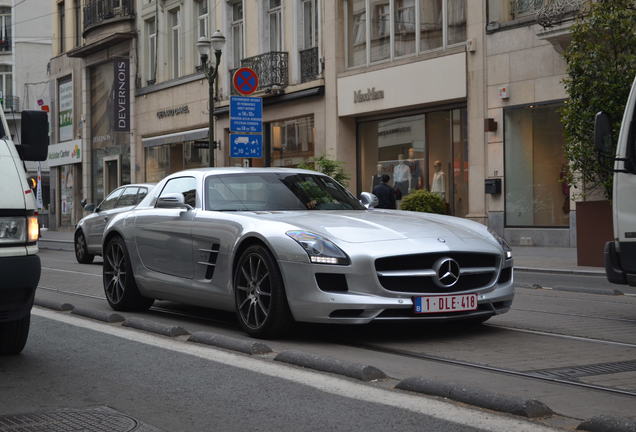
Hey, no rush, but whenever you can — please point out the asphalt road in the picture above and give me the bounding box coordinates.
[1,313,493,432]
[6,248,636,431]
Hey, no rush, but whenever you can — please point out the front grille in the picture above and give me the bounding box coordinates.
[375,252,498,272]
[378,273,494,293]
[375,252,500,294]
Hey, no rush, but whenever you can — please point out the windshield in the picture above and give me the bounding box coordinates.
[205,173,365,211]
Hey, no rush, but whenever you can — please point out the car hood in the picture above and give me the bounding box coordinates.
[245,210,492,244]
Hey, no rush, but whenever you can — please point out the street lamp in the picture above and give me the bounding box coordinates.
[197,30,226,167]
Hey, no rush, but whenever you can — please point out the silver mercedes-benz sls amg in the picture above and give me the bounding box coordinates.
[102,168,513,338]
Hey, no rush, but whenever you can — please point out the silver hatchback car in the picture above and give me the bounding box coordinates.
[74,184,154,264]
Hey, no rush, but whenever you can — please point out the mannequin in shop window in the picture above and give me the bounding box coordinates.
[393,154,411,199]
[431,160,446,200]
[407,148,423,191]
[372,163,383,189]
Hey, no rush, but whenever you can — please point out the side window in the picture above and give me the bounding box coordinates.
[117,187,140,207]
[158,177,197,207]
[99,188,124,211]
[136,187,149,204]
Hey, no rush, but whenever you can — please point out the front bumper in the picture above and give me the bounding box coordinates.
[279,257,514,324]
[0,254,41,322]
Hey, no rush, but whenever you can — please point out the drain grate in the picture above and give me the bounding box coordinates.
[528,359,636,380]
[0,407,162,432]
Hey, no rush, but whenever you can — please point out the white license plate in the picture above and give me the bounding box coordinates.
[413,294,478,314]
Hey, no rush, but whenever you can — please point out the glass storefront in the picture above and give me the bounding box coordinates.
[227,115,315,168]
[504,103,569,227]
[145,141,210,182]
[359,107,468,216]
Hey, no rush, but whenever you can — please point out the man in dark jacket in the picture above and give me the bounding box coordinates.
[372,174,397,209]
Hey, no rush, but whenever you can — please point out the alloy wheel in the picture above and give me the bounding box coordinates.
[236,253,272,329]
[104,241,128,304]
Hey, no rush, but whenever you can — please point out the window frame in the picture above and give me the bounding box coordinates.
[267,0,283,52]
[145,17,157,83]
[195,0,209,66]
[169,8,182,79]
[231,1,244,68]
[344,0,466,69]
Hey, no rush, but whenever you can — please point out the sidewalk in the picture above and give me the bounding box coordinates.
[512,246,605,276]
[38,230,603,276]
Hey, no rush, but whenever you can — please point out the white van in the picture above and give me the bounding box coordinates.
[595,76,636,287]
[0,109,49,354]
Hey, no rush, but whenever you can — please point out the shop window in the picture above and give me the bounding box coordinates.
[270,116,315,168]
[358,108,468,216]
[504,104,569,227]
[344,0,465,68]
[145,142,209,183]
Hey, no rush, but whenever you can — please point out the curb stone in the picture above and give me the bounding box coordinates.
[71,307,125,323]
[396,377,553,419]
[275,350,386,382]
[123,317,189,337]
[188,332,272,355]
[577,416,636,432]
[514,266,605,277]
[34,298,74,312]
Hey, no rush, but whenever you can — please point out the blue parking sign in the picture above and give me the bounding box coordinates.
[230,96,263,133]
[230,134,263,158]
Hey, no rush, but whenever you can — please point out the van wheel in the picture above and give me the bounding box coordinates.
[74,230,94,264]
[0,314,30,355]
[103,236,154,311]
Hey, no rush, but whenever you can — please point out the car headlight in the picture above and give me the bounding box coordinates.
[0,217,26,244]
[488,228,512,260]
[286,231,350,265]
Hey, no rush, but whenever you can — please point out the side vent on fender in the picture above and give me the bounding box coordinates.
[197,243,220,280]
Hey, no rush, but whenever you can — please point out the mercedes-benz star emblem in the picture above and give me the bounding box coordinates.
[433,257,461,288]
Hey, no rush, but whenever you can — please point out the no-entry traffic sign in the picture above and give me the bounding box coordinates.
[233,67,259,96]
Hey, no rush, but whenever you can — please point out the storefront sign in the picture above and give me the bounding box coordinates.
[354,88,384,104]
[113,58,130,132]
[337,52,467,117]
[58,79,73,142]
[47,139,82,167]
[156,105,190,119]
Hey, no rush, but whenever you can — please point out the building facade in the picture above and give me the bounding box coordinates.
[49,0,583,245]
[50,0,136,229]
[134,0,325,184]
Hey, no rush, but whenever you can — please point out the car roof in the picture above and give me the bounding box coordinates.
[166,167,324,177]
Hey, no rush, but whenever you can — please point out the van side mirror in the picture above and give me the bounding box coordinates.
[594,111,613,158]
[17,111,49,161]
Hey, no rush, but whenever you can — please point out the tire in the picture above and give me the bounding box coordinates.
[103,235,154,311]
[234,245,292,339]
[74,230,94,264]
[0,314,30,355]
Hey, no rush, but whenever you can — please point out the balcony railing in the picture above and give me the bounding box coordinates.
[510,0,544,19]
[230,51,289,96]
[299,46,320,83]
[83,0,134,32]
[537,0,588,28]
[1,96,20,113]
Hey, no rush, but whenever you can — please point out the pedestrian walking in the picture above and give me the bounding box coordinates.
[372,174,397,209]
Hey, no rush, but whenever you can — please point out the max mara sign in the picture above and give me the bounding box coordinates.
[338,52,467,117]
[114,58,130,132]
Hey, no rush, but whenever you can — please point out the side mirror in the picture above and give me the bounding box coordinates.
[594,111,613,157]
[84,204,96,212]
[360,192,379,209]
[156,193,192,210]
[16,111,49,161]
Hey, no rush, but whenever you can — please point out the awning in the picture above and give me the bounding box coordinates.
[142,127,209,148]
